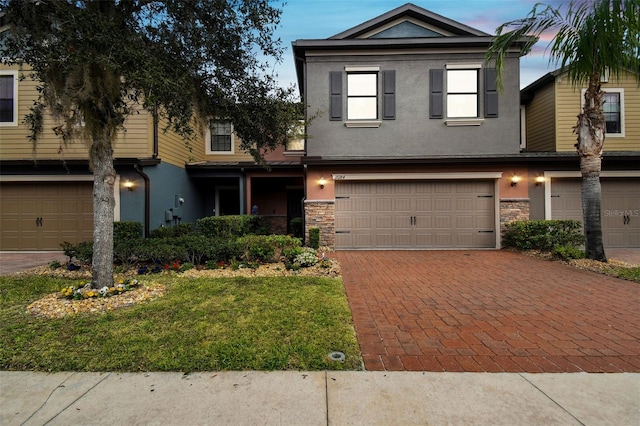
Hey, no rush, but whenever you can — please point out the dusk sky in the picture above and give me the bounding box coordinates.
[272,0,571,91]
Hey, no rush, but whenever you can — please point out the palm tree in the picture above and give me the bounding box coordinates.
[486,0,639,262]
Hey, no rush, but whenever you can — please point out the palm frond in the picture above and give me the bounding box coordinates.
[487,0,640,91]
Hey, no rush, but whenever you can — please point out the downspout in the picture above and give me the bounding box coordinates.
[239,167,246,214]
[134,163,151,238]
[152,104,159,159]
[302,163,307,245]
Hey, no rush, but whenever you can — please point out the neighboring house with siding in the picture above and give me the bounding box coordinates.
[0,60,304,250]
[521,68,640,248]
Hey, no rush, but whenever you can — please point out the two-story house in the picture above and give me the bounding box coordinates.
[293,3,532,249]
[0,61,305,250]
[521,68,640,248]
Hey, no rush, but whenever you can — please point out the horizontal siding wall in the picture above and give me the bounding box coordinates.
[157,116,194,168]
[555,70,640,152]
[525,82,555,151]
[0,65,152,160]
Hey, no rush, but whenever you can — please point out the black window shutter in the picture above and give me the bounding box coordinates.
[382,70,396,120]
[429,69,443,119]
[484,68,498,118]
[329,71,342,121]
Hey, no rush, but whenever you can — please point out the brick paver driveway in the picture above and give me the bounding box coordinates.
[337,250,640,372]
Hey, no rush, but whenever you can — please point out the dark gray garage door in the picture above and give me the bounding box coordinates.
[335,180,495,249]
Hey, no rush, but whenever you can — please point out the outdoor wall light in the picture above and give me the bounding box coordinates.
[510,175,521,187]
[535,175,546,186]
[319,177,327,189]
[124,180,134,191]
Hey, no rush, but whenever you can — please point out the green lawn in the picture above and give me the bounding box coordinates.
[0,275,363,372]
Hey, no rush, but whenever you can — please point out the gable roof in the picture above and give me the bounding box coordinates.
[292,3,530,95]
[329,3,490,39]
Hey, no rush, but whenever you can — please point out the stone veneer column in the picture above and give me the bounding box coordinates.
[304,200,335,248]
[500,198,531,232]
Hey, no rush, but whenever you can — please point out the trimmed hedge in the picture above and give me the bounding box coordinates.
[308,227,320,249]
[502,220,583,251]
[62,217,305,270]
[196,215,261,239]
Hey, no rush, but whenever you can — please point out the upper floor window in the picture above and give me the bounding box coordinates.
[581,88,625,137]
[0,71,18,126]
[206,120,234,154]
[446,69,478,118]
[347,72,377,120]
[603,91,622,135]
[329,66,395,126]
[285,120,305,152]
[431,64,495,125]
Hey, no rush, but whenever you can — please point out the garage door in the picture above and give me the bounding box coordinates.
[551,178,640,248]
[1,181,94,250]
[335,180,495,249]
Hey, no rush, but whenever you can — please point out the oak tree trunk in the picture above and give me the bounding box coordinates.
[91,132,116,289]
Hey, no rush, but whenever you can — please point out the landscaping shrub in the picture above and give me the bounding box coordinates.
[237,235,276,263]
[150,223,195,239]
[113,222,145,268]
[289,217,303,238]
[502,220,583,251]
[282,246,303,264]
[308,227,320,249]
[60,241,93,265]
[236,234,302,263]
[294,247,319,267]
[114,221,143,242]
[196,215,260,239]
[136,238,178,266]
[267,234,302,258]
[114,240,139,268]
[552,245,586,261]
[174,234,210,265]
[206,237,244,264]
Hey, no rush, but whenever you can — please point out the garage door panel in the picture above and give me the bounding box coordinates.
[456,198,475,212]
[434,198,451,211]
[434,233,452,247]
[375,198,393,212]
[434,215,451,229]
[415,232,433,246]
[353,233,372,247]
[376,215,393,229]
[349,216,370,230]
[334,180,496,249]
[354,199,371,212]
[391,198,411,212]
[415,198,433,212]
[456,215,474,229]
[415,215,432,228]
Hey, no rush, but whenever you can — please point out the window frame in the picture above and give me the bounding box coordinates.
[205,120,235,155]
[446,67,479,119]
[285,120,305,153]
[0,70,18,127]
[581,88,625,138]
[346,71,378,121]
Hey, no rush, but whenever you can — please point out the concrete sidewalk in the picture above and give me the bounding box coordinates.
[1,371,638,425]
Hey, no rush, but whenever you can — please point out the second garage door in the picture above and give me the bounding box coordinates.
[335,180,496,249]
[1,181,94,250]
[551,177,640,248]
